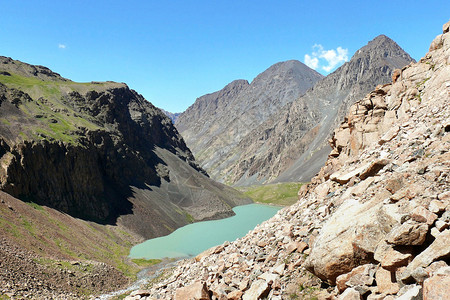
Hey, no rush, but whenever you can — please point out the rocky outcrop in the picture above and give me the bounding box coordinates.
[0,57,250,238]
[122,21,450,299]
[175,60,324,183]
[225,35,414,186]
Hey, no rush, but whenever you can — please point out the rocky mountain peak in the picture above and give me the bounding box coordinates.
[175,59,324,180]
[351,34,415,68]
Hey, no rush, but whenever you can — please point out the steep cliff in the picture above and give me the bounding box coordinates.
[0,56,250,239]
[175,60,324,182]
[226,35,415,185]
[125,21,450,300]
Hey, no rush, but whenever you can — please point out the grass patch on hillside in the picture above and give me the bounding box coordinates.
[131,258,162,267]
[237,182,304,206]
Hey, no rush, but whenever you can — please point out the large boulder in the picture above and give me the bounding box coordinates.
[305,198,400,283]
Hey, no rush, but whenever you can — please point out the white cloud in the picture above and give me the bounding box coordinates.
[58,44,66,49]
[304,44,348,73]
[304,54,319,69]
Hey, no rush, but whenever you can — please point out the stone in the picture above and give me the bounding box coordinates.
[386,221,428,246]
[423,273,450,300]
[335,264,376,293]
[273,263,285,275]
[130,290,151,297]
[379,126,400,145]
[438,190,450,200]
[428,200,446,213]
[175,281,210,300]
[443,20,450,33]
[424,261,448,276]
[401,230,450,282]
[375,267,400,295]
[390,188,412,202]
[330,164,370,184]
[258,272,278,284]
[380,247,412,270]
[397,284,422,300]
[359,159,390,180]
[338,287,361,300]
[410,206,438,225]
[242,280,270,300]
[227,290,243,300]
[410,267,429,284]
[392,69,401,83]
[305,199,397,284]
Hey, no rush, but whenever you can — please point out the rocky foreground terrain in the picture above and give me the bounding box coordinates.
[122,21,450,300]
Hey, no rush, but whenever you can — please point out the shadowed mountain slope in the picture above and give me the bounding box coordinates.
[0,56,250,239]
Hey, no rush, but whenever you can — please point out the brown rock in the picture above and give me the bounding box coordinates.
[130,289,151,297]
[392,69,401,83]
[410,206,438,225]
[379,126,400,145]
[401,230,450,282]
[424,261,448,276]
[227,290,243,300]
[443,20,450,34]
[375,267,400,295]
[305,199,398,284]
[296,241,308,253]
[386,221,428,246]
[359,159,390,180]
[175,281,210,300]
[285,241,304,254]
[380,247,412,270]
[335,264,376,293]
[242,280,270,300]
[338,287,361,300]
[385,177,404,194]
[429,200,447,213]
[423,273,450,300]
[438,190,450,200]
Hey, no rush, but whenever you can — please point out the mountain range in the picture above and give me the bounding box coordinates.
[175,60,324,183]
[175,35,414,185]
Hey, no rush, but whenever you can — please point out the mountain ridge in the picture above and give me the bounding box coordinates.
[175,60,324,181]
[0,56,250,239]
[224,34,415,185]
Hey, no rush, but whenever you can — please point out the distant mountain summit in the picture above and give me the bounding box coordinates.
[226,35,415,185]
[161,109,181,123]
[175,60,324,181]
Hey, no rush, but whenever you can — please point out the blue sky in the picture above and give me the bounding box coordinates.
[1,1,448,112]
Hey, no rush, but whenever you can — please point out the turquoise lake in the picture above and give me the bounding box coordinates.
[129,204,281,259]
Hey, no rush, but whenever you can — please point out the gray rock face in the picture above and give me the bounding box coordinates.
[175,60,324,183]
[227,35,415,185]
